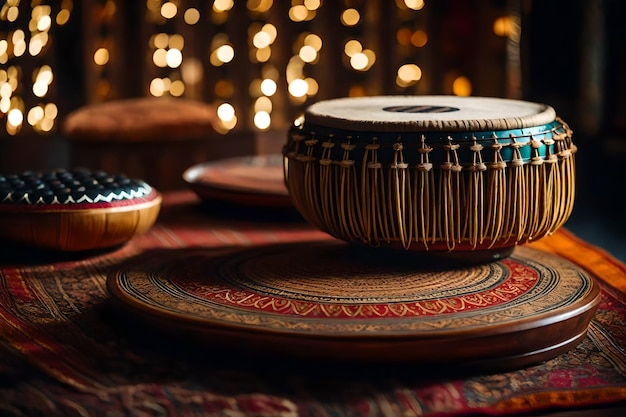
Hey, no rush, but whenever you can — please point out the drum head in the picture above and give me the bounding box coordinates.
[304,95,556,132]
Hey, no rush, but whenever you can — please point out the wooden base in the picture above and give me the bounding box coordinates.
[107,241,600,370]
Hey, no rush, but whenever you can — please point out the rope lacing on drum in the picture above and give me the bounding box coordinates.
[504,134,529,244]
[551,120,576,232]
[526,134,548,240]
[337,135,365,242]
[390,138,412,249]
[464,136,486,248]
[486,134,507,247]
[414,135,435,249]
[362,137,388,245]
[439,136,463,251]
[301,132,324,232]
[319,133,339,236]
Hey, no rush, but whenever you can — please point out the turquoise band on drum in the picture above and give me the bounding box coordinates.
[288,120,569,165]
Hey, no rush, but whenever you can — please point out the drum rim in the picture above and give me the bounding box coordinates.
[304,95,557,133]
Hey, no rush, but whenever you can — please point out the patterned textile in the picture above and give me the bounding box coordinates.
[0,191,625,416]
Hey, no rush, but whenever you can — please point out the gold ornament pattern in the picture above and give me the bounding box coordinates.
[112,242,594,336]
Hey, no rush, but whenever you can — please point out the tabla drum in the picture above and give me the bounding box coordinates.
[282,95,576,261]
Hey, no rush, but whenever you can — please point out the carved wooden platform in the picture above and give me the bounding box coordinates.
[107,241,600,370]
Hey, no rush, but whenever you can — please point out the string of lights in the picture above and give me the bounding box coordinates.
[0,0,518,137]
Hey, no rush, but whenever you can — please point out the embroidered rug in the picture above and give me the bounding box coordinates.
[0,191,625,416]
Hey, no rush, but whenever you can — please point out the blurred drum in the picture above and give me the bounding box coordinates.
[283,95,576,260]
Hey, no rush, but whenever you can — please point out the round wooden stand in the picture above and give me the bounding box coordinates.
[183,154,291,208]
[107,241,600,370]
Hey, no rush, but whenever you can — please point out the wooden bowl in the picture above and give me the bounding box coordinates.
[0,169,161,252]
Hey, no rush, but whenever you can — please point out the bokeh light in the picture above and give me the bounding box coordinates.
[341,9,360,26]
[493,16,513,37]
[404,0,425,11]
[350,49,376,71]
[94,48,110,66]
[411,30,428,47]
[453,76,472,96]
[150,78,165,96]
[304,0,321,10]
[289,5,310,22]
[160,2,177,19]
[253,31,272,49]
[260,79,277,96]
[350,53,368,70]
[214,0,234,12]
[153,48,168,67]
[344,39,362,57]
[216,44,234,63]
[56,9,71,25]
[305,77,318,96]
[247,0,273,13]
[254,110,271,129]
[7,108,23,127]
[255,96,272,112]
[7,6,19,22]
[288,79,309,97]
[304,33,322,51]
[396,63,422,87]
[299,45,317,63]
[166,48,183,68]
[217,102,236,121]
[184,8,200,25]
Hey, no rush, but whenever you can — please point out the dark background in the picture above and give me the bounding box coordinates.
[0,0,625,260]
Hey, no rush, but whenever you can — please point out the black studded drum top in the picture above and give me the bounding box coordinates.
[0,168,158,211]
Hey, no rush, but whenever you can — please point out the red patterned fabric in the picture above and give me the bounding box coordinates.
[0,191,625,416]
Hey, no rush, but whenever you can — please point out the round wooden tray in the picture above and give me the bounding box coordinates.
[183,154,291,208]
[107,242,600,369]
